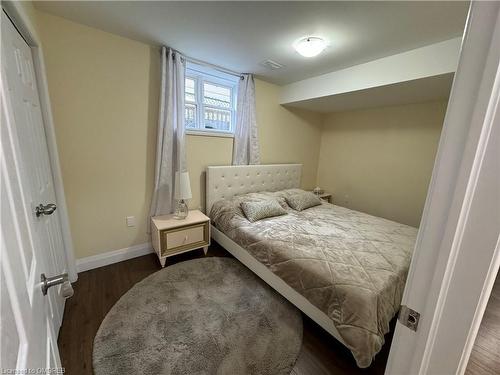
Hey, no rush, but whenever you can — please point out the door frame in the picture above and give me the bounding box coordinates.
[2,1,77,282]
[386,1,500,374]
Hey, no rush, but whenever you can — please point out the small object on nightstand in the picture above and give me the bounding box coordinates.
[313,187,324,196]
[151,210,210,267]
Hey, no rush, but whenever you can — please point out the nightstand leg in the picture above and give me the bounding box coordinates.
[159,257,167,268]
[203,246,208,255]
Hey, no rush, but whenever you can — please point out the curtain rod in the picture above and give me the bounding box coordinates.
[159,46,244,79]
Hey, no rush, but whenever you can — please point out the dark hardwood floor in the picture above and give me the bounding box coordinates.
[58,242,392,375]
[466,273,500,375]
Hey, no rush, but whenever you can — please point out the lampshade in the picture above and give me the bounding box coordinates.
[174,171,192,200]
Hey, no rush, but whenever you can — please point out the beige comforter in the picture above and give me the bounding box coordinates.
[210,189,417,368]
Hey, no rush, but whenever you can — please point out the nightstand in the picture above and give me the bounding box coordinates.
[151,210,210,267]
[311,192,333,203]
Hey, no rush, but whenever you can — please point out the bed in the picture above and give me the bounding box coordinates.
[206,164,417,368]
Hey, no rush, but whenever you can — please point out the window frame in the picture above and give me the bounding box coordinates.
[185,63,239,137]
[184,76,198,130]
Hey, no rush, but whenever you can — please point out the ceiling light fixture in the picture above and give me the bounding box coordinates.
[293,37,327,58]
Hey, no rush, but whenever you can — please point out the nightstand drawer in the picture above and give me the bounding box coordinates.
[166,225,204,249]
[161,222,209,255]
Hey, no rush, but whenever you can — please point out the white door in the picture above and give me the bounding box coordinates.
[386,2,500,374]
[1,11,70,371]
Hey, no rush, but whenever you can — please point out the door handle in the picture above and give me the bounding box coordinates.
[41,272,68,295]
[35,203,57,217]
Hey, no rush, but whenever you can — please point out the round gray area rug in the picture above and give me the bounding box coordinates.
[93,257,303,375]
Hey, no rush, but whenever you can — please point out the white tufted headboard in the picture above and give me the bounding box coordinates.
[205,164,302,214]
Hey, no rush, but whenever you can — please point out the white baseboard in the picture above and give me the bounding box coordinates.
[76,242,154,273]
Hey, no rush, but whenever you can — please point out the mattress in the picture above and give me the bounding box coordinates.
[210,189,418,368]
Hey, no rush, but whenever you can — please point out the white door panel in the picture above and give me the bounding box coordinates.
[1,10,70,372]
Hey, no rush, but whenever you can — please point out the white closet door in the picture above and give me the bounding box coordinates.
[1,11,68,371]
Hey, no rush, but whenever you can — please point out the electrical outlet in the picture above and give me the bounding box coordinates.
[126,216,136,227]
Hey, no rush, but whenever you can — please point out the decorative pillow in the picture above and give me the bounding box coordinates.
[240,200,287,222]
[286,192,322,211]
[235,192,289,210]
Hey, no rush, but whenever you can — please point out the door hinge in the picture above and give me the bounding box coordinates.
[398,305,420,332]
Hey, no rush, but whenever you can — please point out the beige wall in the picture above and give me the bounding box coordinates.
[185,135,233,211]
[37,11,159,258]
[36,11,322,258]
[318,101,446,227]
[255,80,322,189]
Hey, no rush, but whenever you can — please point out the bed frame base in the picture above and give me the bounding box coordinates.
[211,225,346,346]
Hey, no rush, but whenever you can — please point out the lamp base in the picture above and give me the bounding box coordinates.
[174,199,189,220]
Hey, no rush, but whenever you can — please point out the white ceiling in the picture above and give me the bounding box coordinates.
[35,1,469,85]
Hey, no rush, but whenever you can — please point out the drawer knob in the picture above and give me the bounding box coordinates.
[184,235,188,243]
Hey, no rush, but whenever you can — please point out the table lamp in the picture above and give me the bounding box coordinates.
[174,171,192,219]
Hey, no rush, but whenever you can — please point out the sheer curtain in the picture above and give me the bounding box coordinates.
[149,47,187,218]
[232,74,260,165]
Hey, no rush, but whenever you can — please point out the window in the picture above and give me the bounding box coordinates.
[185,62,239,135]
